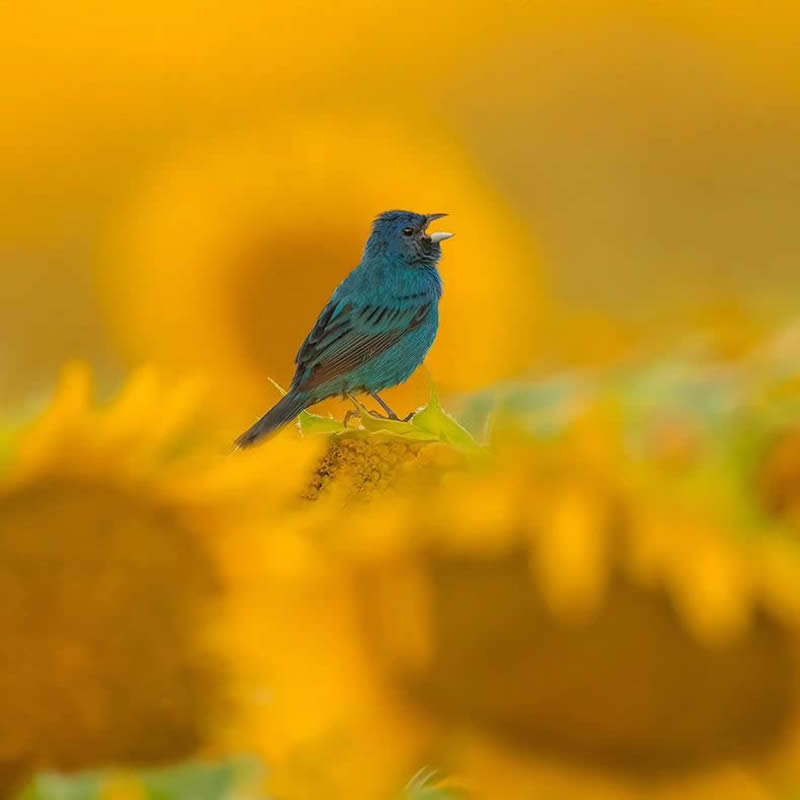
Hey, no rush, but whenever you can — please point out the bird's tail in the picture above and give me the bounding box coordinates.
[234,392,311,449]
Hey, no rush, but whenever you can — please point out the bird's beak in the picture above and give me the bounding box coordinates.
[426,213,454,243]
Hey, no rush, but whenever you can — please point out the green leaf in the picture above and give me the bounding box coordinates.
[356,412,437,440]
[15,772,103,800]
[454,375,589,439]
[400,768,469,800]
[13,757,264,800]
[139,756,261,800]
[297,410,349,435]
[297,387,480,451]
[408,389,481,452]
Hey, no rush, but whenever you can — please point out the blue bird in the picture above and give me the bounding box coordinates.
[235,210,454,447]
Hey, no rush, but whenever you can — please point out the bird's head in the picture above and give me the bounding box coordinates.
[365,210,454,267]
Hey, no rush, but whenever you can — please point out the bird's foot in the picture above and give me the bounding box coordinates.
[369,391,404,420]
[368,408,399,421]
[342,407,415,426]
[364,408,417,423]
[345,391,415,425]
[343,409,361,427]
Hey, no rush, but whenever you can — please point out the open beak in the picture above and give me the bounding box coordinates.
[425,212,454,243]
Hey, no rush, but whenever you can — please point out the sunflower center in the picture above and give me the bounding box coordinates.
[361,547,800,778]
[0,478,224,789]
[230,228,362,387]
[304,433,424,501]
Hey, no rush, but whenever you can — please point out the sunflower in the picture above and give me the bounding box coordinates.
[297,391,479,502]
[0,363,320,797]
[101,113,545,430]
[249,350,800,800]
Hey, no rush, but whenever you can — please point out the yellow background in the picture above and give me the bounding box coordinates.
[2,0,799,417]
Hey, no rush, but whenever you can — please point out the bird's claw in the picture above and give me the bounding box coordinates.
[368,408,399,421]
[342,392,414,426]
[343,410,361,427]
[362,408,415,423]
[342,408,408,425]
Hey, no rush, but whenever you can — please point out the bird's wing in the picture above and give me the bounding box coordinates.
[292,298,432,392]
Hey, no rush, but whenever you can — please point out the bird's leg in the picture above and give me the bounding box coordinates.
[369,392,400,420]
[345,391,399,422]
[346,392,386,422]
[346,392,371,416]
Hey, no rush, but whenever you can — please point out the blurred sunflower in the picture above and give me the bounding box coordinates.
[248,353,800,800]
[0,363,320,797]
[102,113,545,429]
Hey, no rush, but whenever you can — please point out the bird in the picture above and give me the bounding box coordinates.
[235,210,454,448]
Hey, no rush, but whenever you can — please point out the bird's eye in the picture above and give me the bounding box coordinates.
[402,226,414,237]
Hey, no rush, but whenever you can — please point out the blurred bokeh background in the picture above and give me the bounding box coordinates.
[3,1,800,799]
[3,0,799,414]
